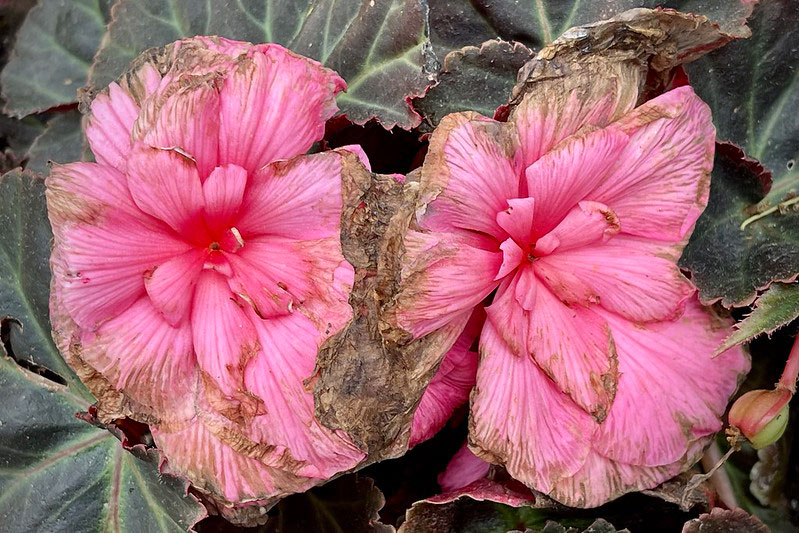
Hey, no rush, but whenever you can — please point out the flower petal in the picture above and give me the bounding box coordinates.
[236,152,344,240]
[409,310,482,447]
[126,146,207,240]
[592,300,750,466]
[392,230,502,338]
[145,249,205,327]
[592,87,715,242]
[496,238,524,280]
[533,201,620,256]
[218,45,345,173]
[535,236,694,322]
[470,321,594,494]
[496,197,535,246]
[46,163,192,330]
[525,127,629,236]
[485,271,531,356]
[419,112,520,241]
[202,164,248,235]
[439,443,491,492]
[85,83,139,171]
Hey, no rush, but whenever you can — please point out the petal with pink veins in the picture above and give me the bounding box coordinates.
[496,197,535,246]
[470,321,594,494]
[439,443,492,492]
[419,112,520,241]
[392,230,502,338]
[218,46,345,173]
[126,146,207,241]
[535,235,695,322]
[593,300,750,467]
[85,83,139,171]
[525,127,629,236]
[145,249,205,326]
[46,163,193,330]
[236,152,345,241]
[592,87,715,242]
[485,272,531,356]
[496,238,524,280]
[533,201,620,256]
[202,164,248,235]
[409,310,483,447]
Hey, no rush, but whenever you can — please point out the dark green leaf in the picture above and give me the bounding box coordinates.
[0,354,206,533]
[88,0,436,129]
[413,39,533,128]
[0,0,114,117]
[0,168,86,391]
[680,143,799,307]
[24,110,85,174]
[717,283,799,353]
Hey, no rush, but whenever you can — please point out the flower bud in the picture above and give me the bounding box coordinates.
[728,388,791,449]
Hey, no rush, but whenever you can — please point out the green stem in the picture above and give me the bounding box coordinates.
[740,195,799,230]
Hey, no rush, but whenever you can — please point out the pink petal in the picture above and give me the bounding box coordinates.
[439,443,491,492]
[409,310,482,447]
[511,82,636,170]
[144,249,205,326]
[593,87,715,241]
[85,83,139,171]
[236,152,344,241]
[78,296,196,418]
[218,45,345,173]
[525,127,629,236]
[470,321,594,494]
[496,238,524,280]
[202,164,248,235]
[243,312,365,478]
[526,282,618,420]
[533,201,620,256]
[593,300,750,466]
[126,146,207,241]
[485,272,530,356]
[139,82,221,179]
[419,112,520,241]
[393,230,502,338]
[47,163,192,330]
[496,197,535,246]
[191,271,259,403]
[535,236,694,322]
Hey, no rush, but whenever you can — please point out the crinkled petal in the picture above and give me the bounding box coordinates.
[77,296,196,419]
[46,162,192,330]
[409,310,482,447]
[392,230,502,338]
[85,83,139,171]
[419,112,520,241]
[496,197,535,246]
[533,201,620,256]
[236,152,345,240]
[593,87,715,242]
[145,249,205,326]
[526,282,618,420]
[593,300,750,466]
[244,312,365,478]
[525,127,629,236]
[126,146,207,241]
[535,235,694,322]
[439,443,491,492]
[470,321,594,494]
[218,45,345,173]
[202,164,248,235]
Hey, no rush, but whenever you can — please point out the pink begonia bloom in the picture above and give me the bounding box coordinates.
[392,85,750,506]
[46,37,367,506]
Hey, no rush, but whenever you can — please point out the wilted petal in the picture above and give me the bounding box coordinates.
[202,164,248,235]
[439,443,492,492]
[592,301,749,466]
[145,249,205,326]
[535,236,694,322]
[236,152,345,240]
[593,87,715,242]
[470,321,593,494]
[409,310,482,447]
[533,201,620,256]
[218,46,345,173]
[525,127,628,236]
[419,112,520,241]
[392,230,502,338]
[85,83,139,171]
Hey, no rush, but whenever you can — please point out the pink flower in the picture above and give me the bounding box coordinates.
[390,85,750,506]
[46,37,367,509]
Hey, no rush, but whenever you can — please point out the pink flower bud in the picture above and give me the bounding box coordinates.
[728,388,791,449]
